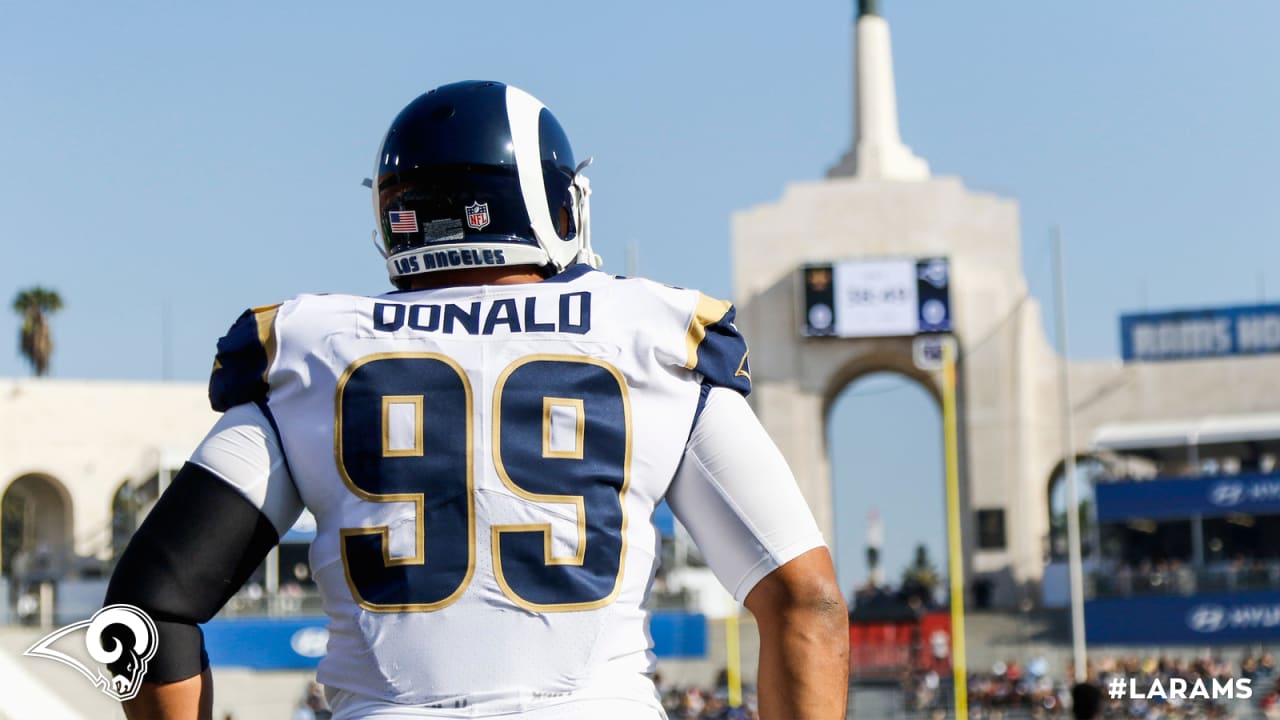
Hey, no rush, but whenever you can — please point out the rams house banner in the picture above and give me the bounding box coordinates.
[1120,303,1280,362]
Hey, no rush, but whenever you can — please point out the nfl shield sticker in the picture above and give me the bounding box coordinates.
[465,202,490,230]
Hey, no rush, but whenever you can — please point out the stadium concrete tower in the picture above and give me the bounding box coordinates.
[730,0,1280,608]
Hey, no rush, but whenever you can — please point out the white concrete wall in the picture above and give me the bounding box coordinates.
[0,377,218,562]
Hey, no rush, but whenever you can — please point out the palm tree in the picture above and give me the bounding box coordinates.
[13,287,63,376]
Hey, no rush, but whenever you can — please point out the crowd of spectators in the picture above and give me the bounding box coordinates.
[278,655,1280,719]
[289,681,331,720]
[904,657,1070,717]
[658,672,758,720]
[1095,558,1280,598]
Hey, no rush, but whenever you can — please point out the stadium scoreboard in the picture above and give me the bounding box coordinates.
[801,257,952,338]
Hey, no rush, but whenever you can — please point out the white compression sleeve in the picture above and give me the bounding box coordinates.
[666,386,827,602]
[189,402,303,537]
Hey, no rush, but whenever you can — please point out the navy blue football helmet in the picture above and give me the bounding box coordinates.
[372,81,597,286]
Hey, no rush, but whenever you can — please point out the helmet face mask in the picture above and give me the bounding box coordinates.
[372,81,594,287]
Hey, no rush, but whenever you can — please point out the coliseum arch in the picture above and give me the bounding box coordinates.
[1044,456,1107,561]
[825,358,946,592]
[1,472,75,580]
[820,346,942,422]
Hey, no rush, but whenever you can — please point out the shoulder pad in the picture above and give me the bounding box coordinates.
[209,305,280,412]
[684,293,751,396]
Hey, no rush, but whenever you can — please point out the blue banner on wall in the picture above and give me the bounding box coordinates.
[1087,591,1280,645]
[1095,473,1280,522]
[650,612,707,658]
[204,617,330,670]
[1120,303,1280,362]
[204,612,707,670]
[654,500,676,538]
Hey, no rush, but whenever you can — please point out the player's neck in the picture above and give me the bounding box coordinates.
[405,266,547,290]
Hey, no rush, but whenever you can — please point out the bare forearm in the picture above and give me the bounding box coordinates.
[745,548,849,720]
[755,598,849,719]
[123,668,213,720]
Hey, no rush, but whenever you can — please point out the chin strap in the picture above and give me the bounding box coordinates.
[571,158,602,268]
[370,229,388,259]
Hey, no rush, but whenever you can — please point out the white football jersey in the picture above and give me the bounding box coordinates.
[201,264,823,717]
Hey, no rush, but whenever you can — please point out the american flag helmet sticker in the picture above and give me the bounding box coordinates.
[388,210,419,233]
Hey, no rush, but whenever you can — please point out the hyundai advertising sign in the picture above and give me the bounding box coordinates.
[1087,591,1280,644]
[1120,303,1280,362]
[1094,473,1280,522]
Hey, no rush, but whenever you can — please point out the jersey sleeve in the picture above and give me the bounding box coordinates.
[682,293,751,395]
[209,304,281,412]
[665,386,825,602]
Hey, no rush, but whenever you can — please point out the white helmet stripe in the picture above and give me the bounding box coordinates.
[506,85,561,260]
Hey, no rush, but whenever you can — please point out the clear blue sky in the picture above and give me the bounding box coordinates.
[3,2,1278,592]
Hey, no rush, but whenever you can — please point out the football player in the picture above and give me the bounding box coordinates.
[105,80,848,720]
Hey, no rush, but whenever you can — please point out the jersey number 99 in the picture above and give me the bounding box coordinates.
[335,353,630,613]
